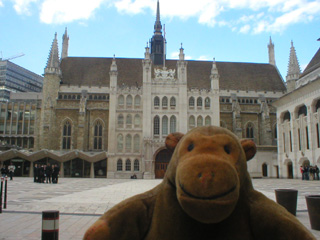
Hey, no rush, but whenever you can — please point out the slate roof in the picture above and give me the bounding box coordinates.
[60,57,286,92]
[300,48,320,78]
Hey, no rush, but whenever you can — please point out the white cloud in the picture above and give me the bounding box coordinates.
[170,51,192,60]
[9,0,320,34]
[40,0,104,24]
[12,0,39,15]
[197,55,211,61]
[0,0,3,7]
[239,24,250,34]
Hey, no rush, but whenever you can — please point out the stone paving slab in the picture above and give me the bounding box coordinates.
[0,177,319,239]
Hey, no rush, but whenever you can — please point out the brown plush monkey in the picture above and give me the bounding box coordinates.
[84,126,315,240]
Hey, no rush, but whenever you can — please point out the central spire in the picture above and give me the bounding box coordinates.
[154,0,162,35]
[150,0,165,65]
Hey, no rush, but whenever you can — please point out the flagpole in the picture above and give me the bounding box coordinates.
[163,24,166,68]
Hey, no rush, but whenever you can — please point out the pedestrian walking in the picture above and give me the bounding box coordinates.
[315,165,319,180]
[52,164,60,184]
[8,163,15,180]
[1,165,7,178]
[300,166,304,180]
[39,165,45,183]
[33,164,38,182]
[310,166,315,180]
[304,165,309,180]
[46,163,52,183]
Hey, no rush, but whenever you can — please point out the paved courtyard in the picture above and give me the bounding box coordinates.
[0,177,319,239]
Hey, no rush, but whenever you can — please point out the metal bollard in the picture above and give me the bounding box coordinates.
[0,177,3,213]
[3,177,7,209]
[42,210,59,240]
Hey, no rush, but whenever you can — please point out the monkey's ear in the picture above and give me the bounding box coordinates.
[240,139,256,161]
[165,132,184,152]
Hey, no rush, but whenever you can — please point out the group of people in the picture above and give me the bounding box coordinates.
[300,165,320,180]
[34,163,60,184]
[1,163,16,180]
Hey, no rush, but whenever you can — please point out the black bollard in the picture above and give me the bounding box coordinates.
[42,210,59,240]
[3,176,7,209]
[0,177,3,213]
[275,189,298,216]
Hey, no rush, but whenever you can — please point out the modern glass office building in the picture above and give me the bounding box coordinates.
[0,60,43,101]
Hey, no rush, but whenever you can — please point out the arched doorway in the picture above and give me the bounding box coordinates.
[262,163,268,177]
[155,149,172,179]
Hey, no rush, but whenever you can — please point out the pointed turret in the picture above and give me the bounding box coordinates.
[177,43,187,84]
[150,0,164,65]
[154,0,162,35]
[144,42,150,60]
[110,55,118,73]
[268,37,276,66]
[179,43,184,61]
[210,58,220,90]
[45,33,60,74]
[286,41,301,92]
[61,27,69,60]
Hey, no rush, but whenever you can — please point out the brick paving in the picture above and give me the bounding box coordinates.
[0,177,319,239]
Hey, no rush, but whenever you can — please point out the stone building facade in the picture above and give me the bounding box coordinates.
[273,41,320,179]
[0,2,288,179]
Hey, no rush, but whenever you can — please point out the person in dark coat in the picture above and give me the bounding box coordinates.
[8,163,15,180]
[33,164,38,182]
[46,163,52,183]
[52,164,60,184]
[1,166,7,178]
[39,165,45,183]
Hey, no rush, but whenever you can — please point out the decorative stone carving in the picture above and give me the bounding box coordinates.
[154,68,176,81]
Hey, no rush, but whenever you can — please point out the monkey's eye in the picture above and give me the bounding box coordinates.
[224,145,231,154]
[187,143,194,152]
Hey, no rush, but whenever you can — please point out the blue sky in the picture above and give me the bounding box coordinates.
[0,0,320,80]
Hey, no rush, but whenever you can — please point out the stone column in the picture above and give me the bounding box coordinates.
[60,162,64,178]
[29,161,34,177]
[90,162,95,178]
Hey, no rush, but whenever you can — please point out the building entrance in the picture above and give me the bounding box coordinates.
[155,149,172,179]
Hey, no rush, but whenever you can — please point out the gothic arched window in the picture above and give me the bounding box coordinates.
[134,95,141,108]
[126,159,131,171]
[134,114,141,127]
[170,97,176,107]
[205,116,211,126]
[154,96,160,108]
[154,116,160,135]
[118,114,124,128]
[189,116,195,129]
[189,97,195,108]
[125,134,132,151]
[170,116,176,133]
[117,159,123,171]
[62,120,71,150]
[126,114,132,127]
[197,116,203,127]
[197,97,202,107]
[126,95,133,107]
[162,97,168,108]
[134,134,140,152]
[162,116,168,135]
[246,123,254,139]
[134,159,140,171]
[205,97,210,108]
[118,95,124,106]
[117,134,123,151]
[94,121,103,150]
